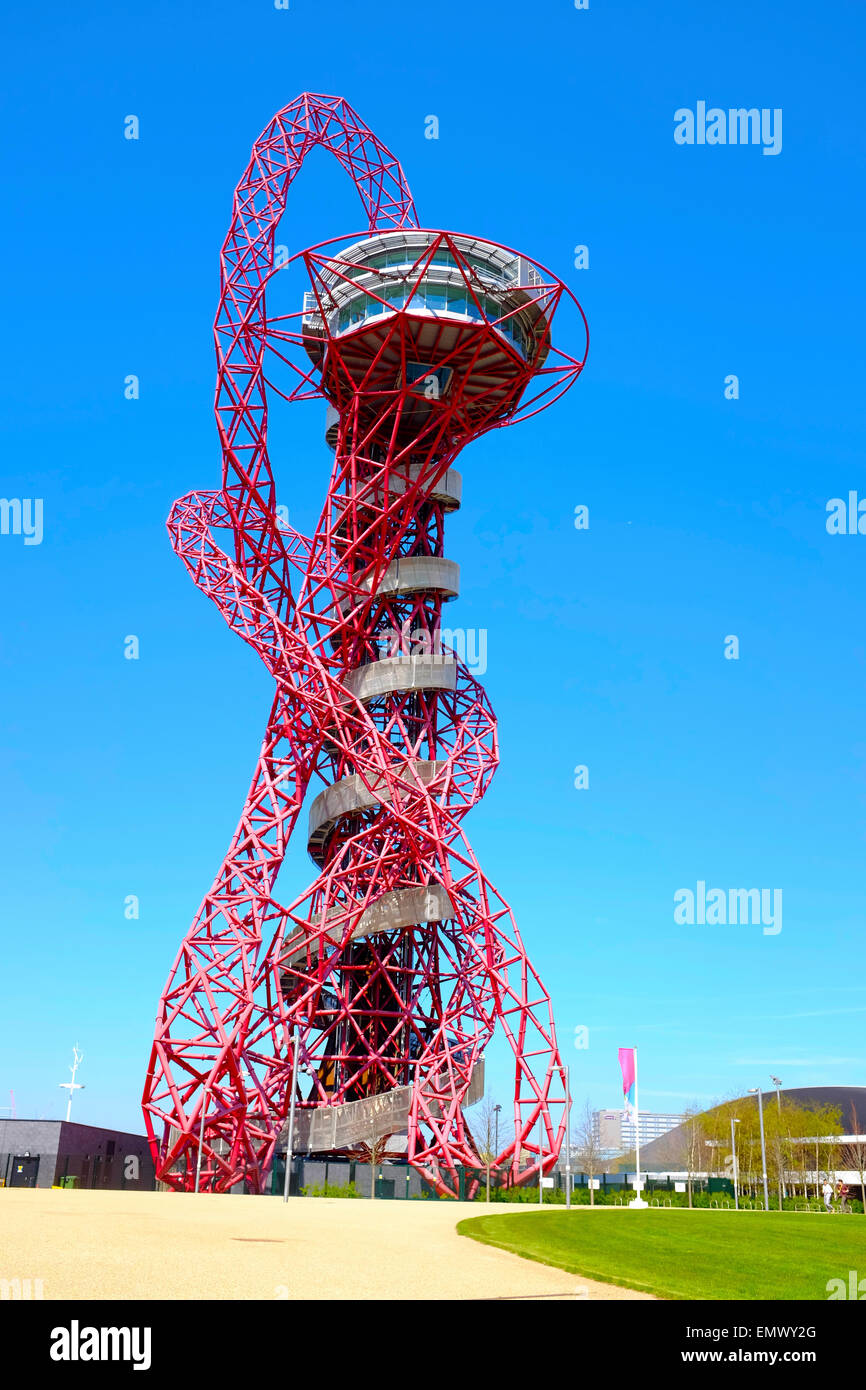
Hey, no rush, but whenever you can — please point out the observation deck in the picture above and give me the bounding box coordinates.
[301,230,554,439]
[303,231,550,360]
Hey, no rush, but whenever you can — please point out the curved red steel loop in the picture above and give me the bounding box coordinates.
[143,93,586,1198]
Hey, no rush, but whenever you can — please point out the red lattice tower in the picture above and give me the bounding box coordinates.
[142,93,588,1197]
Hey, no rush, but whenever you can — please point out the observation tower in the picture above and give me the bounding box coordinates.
[143,94,588,1198]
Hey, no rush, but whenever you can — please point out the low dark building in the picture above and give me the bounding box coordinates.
[0,1120,155,1191]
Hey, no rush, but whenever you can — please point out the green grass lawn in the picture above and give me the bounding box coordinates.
[457,1209,866,1300]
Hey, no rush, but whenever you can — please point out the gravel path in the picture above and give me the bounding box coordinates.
[1,1189,653,1301]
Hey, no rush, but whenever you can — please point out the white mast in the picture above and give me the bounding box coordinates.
[629,1046,648,1208]
[59,1044,85,1122]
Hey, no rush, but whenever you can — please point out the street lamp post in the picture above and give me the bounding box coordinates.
[730,1116,741,1210]
[771,1075,784,1203]
[564,1064,572,1210]
[282,1023,300,1204]
[749,1088,770,1212]
[195,1091,208,1194]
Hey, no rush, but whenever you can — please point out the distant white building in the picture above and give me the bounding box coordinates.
[592,1108,683,1156]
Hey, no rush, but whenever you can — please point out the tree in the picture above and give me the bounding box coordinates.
[572,1099,606,1205]
[467,1094,512,1198]
[681,1104,705,1208]
[797,1102,843,1198]
[839,1102,866,1214]
[697,1095,842,1204]
[364,1128,391,1201]
[468,1093,511,1161]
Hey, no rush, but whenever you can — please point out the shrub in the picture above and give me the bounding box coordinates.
[300,1181,360,1199]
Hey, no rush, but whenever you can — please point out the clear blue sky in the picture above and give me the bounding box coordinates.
[1,0,864,1133]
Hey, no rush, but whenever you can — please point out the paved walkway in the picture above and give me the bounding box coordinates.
[0,1189,652,1301]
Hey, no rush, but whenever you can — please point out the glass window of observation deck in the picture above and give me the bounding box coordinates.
[334,281,529,357]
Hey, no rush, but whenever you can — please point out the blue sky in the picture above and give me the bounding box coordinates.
[1,0,864,1133]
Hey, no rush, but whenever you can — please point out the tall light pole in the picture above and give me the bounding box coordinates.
[749,1088,770,1212]
[194,1090,208,1193]
[563,1065,572,1210]
[58,1045,85,1123]
[771,1075,784,1203]
[730,1116,741,1210]
[491,1103,501,1203]
[282,1023,300,1204]
[626,1047,648,1208]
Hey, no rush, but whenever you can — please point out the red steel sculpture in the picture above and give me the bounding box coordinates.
[143,93,588,1197]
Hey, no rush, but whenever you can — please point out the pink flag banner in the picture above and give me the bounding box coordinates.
[618,1047,636,1121]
